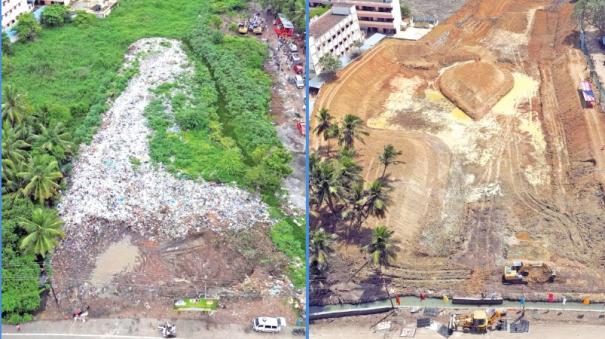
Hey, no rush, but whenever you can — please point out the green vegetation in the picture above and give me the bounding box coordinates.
[575,0,605,34]
[15,13,41,42]
[319,53,342,79]
[270,213,306,288]
[310,5,330,19]
[40,5,71,28]
[2,0,303,322]
[400,4,412,19]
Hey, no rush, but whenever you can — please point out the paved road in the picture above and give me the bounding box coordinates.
[2,318,301,339]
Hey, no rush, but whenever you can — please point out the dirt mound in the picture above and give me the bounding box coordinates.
[438,61,514,120]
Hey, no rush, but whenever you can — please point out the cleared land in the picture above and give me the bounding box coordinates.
[312,0,605,305]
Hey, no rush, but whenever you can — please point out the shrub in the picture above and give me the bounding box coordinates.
[15,13,41,42]
[41,4,70,28]
[175,108,207,131]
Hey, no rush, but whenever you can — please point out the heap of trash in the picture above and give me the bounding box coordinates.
[58,38,270,241]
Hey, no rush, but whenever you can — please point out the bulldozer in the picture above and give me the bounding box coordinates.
[502,261,556,284]
[448,309,506,334]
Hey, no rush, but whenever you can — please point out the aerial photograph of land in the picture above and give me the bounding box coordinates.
[309,0,605,337]
[1,0,305,337]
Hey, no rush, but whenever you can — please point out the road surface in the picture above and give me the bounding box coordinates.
[2,318,301,339]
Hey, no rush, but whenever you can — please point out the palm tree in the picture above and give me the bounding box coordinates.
[2,158,27,194]
[338,114,367,149]
[19,208,64,257]
[314,108,333,141]
[379,144,402,178]
[310,227,337,275]
[32,122,72,161]
[18,155,64,205]
[362,180,389,219]
[335,152,362,190]
[2,86,31,126]
[365,225,400,308]
[311,160,342,215]
[2,125,31,170]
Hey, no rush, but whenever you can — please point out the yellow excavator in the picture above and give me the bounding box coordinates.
[238,22,248,34]
[448,310,505,334]
[502,261,556,284]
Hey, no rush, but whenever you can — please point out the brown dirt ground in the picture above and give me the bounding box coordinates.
[311,0,605,305]
[438,61,514,120]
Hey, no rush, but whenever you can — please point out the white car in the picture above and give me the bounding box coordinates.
[252,317,287,333]
[289,43,298,52]
[295,75,304,89]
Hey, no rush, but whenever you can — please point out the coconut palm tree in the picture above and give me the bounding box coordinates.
[362,180,389,219]
[18,155,63,205]
[338,114,367,149]
[19,208,64,257]
[314,108,333,141]
[335,152,362,191]
[310,227,337,274]
[379,144,402,178]
[311,160,342,215]
[365,225,400,308]
[2,158,28,194]
[2,125,31,170]
[2,86,31,126]
[32,122,72,161]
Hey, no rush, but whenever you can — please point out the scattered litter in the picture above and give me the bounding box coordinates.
[375,321,392,332]
[400,328,416,337]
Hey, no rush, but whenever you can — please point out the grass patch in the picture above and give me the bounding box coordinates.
[270,215,306,288]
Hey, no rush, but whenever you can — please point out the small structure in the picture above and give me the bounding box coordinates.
[274,13,294,36]
[580,81,596,108]
[412,15,439,28]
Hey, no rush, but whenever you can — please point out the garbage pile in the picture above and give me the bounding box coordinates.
[58,38,270,241]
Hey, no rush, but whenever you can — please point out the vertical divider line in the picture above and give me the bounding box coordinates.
[304,0,311,338]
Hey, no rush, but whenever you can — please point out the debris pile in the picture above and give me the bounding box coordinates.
[58,38,270,241]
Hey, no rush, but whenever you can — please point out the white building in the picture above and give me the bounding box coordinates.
[310,0,403,35]
[310,5,363,75]
[2,0,34,30]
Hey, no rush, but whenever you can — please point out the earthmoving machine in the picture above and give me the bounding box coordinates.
[448,309,506,334]
[253,25,263,35]
[502,261,556,284]
[238,22,248,34]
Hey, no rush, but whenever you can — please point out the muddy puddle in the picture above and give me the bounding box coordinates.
[90,236,140,288]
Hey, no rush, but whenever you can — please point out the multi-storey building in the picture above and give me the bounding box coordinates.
[310,0,403,35]
[2,0,34,30]
[309,4,362,75]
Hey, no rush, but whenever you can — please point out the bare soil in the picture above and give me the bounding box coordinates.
[311,0,605,305]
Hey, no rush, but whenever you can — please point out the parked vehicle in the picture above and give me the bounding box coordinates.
[291,53,302,65]
[252,317,287,333]
[289,42,298,52]
[238,22,247,34]
[295,75,304,89]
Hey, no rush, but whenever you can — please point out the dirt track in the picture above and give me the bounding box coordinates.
[311,0,605,304]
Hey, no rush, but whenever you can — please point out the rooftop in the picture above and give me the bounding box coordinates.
[310,12,349,38]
